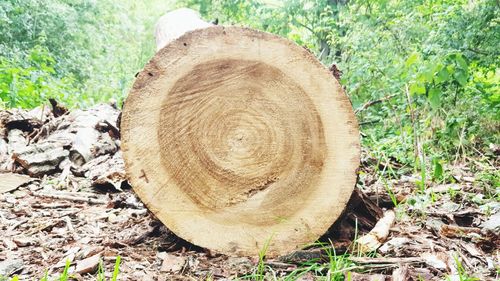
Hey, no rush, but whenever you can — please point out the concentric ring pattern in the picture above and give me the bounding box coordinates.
[159,59,326,225]
[121,26,360,256]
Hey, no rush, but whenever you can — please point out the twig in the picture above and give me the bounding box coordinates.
[293,19,316,35]
[464,47,498,56]
[63,216,74,232]
[31,202,72,209]
[8,219,28,231]
[454,123,467,165]
[350,256,424,264]
[355,94,397,114]
[359,119,381,126]
[28,117,56,144]
[405,85,419,162]
[27,219,64,235]
[265,261,297,269]
[405,84,427,188]
[356,209,396,253]
[34,192,108,205]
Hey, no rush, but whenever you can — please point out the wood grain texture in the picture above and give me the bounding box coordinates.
[121,26,360,256]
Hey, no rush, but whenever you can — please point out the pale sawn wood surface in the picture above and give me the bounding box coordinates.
[121,26,360,256]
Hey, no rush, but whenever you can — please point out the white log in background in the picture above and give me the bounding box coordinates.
[154,8,212,51]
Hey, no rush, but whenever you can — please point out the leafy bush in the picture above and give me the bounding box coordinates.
[0,45,78,108]
[180,0,499,167]
[0,0,498,171]
[0,0,173,108]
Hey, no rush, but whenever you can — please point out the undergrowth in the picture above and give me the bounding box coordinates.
[239,221,375,281]
[3,256,121,281]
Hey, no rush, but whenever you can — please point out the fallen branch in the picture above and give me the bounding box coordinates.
[27,219,65,235]
[356,209,396,253]
[355,94,397,114]
[350,257,424,264]
[265,261,297,269]
[34,191,108,205]
[359,119,381,126]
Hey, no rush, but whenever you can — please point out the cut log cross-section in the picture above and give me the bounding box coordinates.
[121,9,360,257]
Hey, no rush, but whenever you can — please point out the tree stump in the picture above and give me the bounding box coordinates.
[121,10,360,256]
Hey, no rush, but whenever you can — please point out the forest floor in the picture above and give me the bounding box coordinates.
[0,104,498,281]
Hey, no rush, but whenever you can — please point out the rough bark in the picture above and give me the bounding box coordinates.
[0,102,122,186]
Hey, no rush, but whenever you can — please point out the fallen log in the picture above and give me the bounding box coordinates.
[121,9,361,256]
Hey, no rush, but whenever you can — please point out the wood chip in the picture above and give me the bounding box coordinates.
[86,152,126,190]
[3,238,18,250]
[160,254,187,273]
[481,212,500,232]
[420,252,448,270]
[12,142,69,176]
[74,253,102,274]
[346,272,387,281]
[459,242,485,262]
[392,265,409,281]
[0,259,23,276]
[378,237,411,255]
[12,237,33,247]
[432,184,461,193]
[0,173,35,193]
[34,191,108,205]
[357,209,396,253]
[439,224,482,239]
[54,247,80,268]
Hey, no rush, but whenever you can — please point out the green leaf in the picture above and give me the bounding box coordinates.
[112,256,121,281]
[433,158,443,181]
[410,82,426,95]
[422,67,434,83]
[454,70,468,86]
[428,87,441,109]
[455,54,468,71]
[405,52,419,67]
[435,67,450,83]
[60,259,70,281]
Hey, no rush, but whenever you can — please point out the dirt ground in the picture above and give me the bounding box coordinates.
[0,104,498,280]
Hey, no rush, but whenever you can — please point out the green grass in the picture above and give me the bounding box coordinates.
[238,239,364,281]
[5,256,121,281]
[240,236,273,281]
[447,255,480,281]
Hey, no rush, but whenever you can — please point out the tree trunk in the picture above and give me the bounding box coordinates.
[121,9,360,257]
[154,8,212,51]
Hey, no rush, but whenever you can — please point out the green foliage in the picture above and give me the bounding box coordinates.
[239,241,355,280]
[448,255,480,281]
[111,256,121,281]
[383,179,399,207]
[0,0,174,108]
[1,0,498,171]
[432,157,443,182]
[5,256,121,281]
[240,237,272,281]
[0,45,78,108]
[59,259,71,281]
[180,0,499,169]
